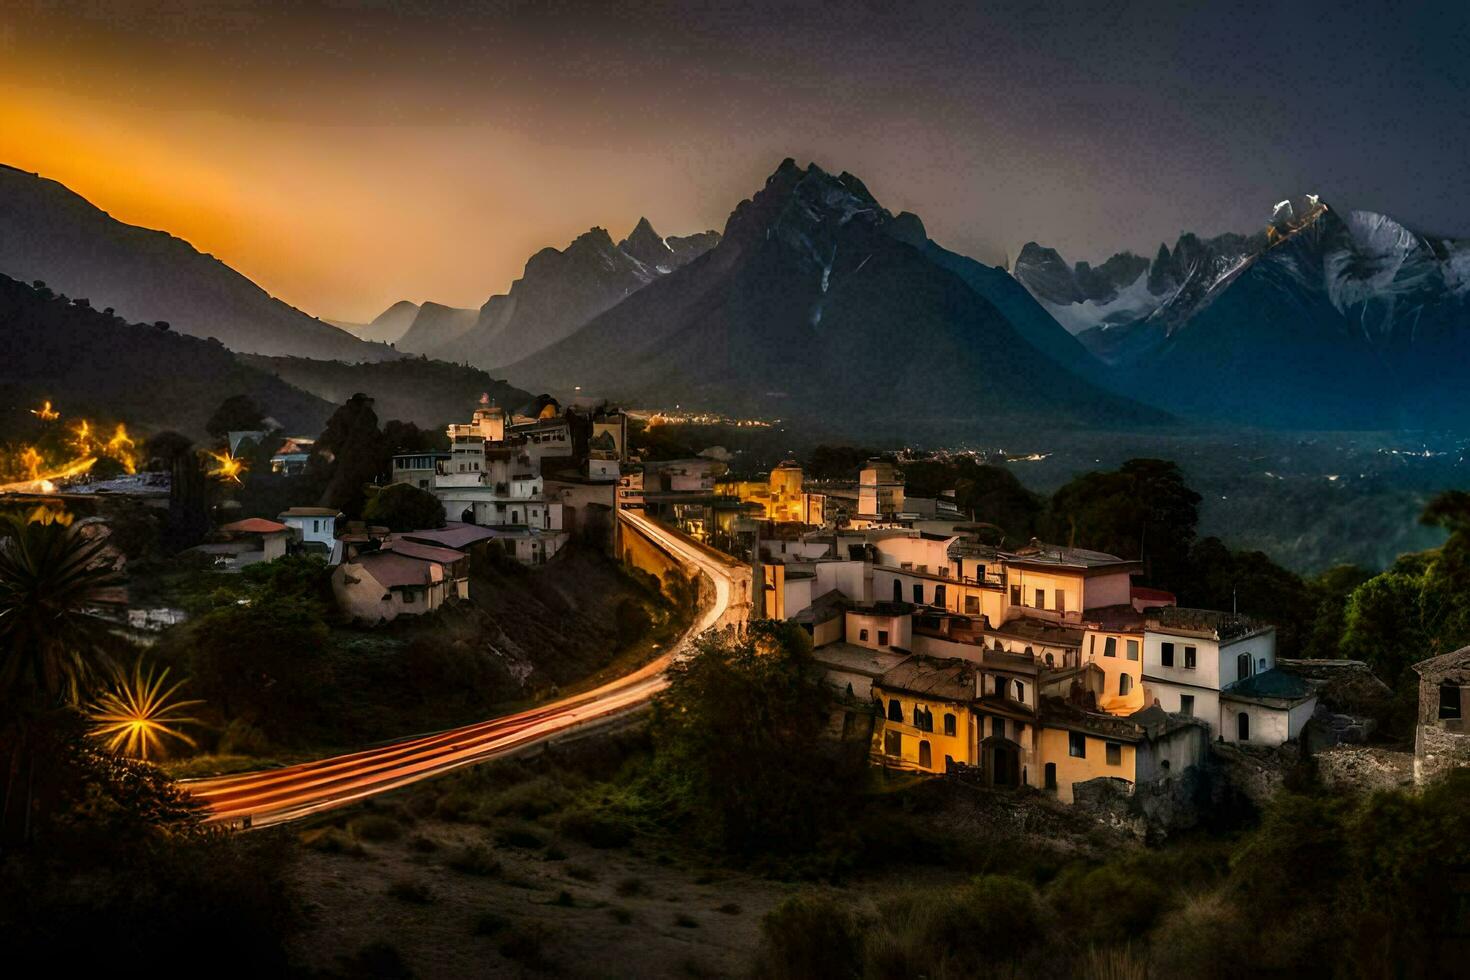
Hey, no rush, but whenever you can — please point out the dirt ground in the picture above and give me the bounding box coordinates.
[288,816,803,979]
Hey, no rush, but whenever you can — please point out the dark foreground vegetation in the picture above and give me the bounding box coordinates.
[280,621,1470,978]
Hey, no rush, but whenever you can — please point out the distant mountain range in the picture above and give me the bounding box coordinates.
[1015,198,1470,428]
[505,159,1161,434]
[0,164,398,362]
[397,221,720,366]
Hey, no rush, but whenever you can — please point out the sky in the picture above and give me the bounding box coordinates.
[2,0,1468,322]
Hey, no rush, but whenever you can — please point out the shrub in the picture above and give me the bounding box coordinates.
[559,806,635,848]
[1049,863,1171,945]
[756,891,864,980]
[495,824,547,849]
[615,876,648,897]
[217,719,272,756]
[472,911,510,936]
[674,912,699,928]
[498,922,549,964]
[446,844,502,877]
[338,941,414,979]
[349,813,404,843]
[300,827,365,856]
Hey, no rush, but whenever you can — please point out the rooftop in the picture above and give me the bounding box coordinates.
[355,550,436,589]
[1413,645,1470,683]
[386,538,470,566]
[219,517,289,535]
[1147,606,1268,641]
[1001,540,1132,569]
[278,507,342,518]
[811,643,909,679]
[1221,667,1314,705]
[877,655,976,702]
[400,522,501,550]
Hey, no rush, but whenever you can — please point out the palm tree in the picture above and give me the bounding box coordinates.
[0,509,125,844]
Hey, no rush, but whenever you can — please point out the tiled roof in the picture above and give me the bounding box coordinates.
[219,518,289,535]
[400,522,499,550]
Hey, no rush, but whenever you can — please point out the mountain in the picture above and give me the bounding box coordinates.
[1013,232,1260,338]
[1034,198,1470,428]
[394,302,479,356]
[503,159,1163,437]
[239,355,533,430]
[0,164,398,362]
[0,274,331,440]
[327,300,420,345]
[452,221,720,368]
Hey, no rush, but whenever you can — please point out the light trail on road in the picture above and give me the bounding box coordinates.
[182,510,746,828]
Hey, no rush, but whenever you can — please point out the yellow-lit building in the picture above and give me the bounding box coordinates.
[716,459,822,524]
[1081,608,1148,716]
[871,655,979,773]
[1036,700,1206,804]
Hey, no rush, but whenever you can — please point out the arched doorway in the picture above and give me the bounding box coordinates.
[918,740,932,770]
[983,737,1021,788]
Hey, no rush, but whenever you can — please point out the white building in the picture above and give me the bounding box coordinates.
[277,506,343,562]
[1140,607,1302,743]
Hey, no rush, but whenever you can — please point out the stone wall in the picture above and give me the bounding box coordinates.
[1415,724,1470,785]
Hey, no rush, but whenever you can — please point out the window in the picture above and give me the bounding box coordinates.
[995,675,1007,697]
[913,583,924,604]
[312,519,320,533]
[893,580,903,602]
[1105,742,1122,766]
[1055,589,1065,614]
[1068,732,1087,758]
[878,630,889,646]
[1089,634,1096,656]
[965,595,979,615]
[1034,587,1045,609]
[944,713,957,736]
[1237,712,1250,741]
[888,699,902,722]
[1179,695,1194,717]
[918,740,932,769]
[884,731,902,756]
[1119,674,1133,696]
[1127,639,1140,661]
[1161,642,1175,667]
[1237,652,1251,681]
[1184,645,1196,669]
[1014,680,1026,703]
[1010,584,1021,605]
[1044,763,1057,790]
[992,716,1006,739]
[934,584,947,606]
[859,629,869,642]
[1103,637,1117,658]
[912,706,923,727]
[1440,683,1463,720]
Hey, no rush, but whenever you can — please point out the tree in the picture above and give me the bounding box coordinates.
[205,394,265,439]
[953,463,1042,544]
[650,620,866,857]
[362,483,446,532]
[308,394,385,517]
[806,445,876,481]
[186,597,330,739]
[143,430,194,470]
[1043,458,1200,589]
[0,511,127,844]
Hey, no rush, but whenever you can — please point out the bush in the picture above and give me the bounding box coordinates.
[300,826,365,856]
[498,922,549,964]
[217,719,272,756]
[1049,862,1171,945]
[446,844,502,877]
[864,876,1048,977]
[349,813,404,842]
[559,806,635,848]
[756,891,864,980]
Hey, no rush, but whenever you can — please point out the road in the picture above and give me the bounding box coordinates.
[182,510,747,829]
